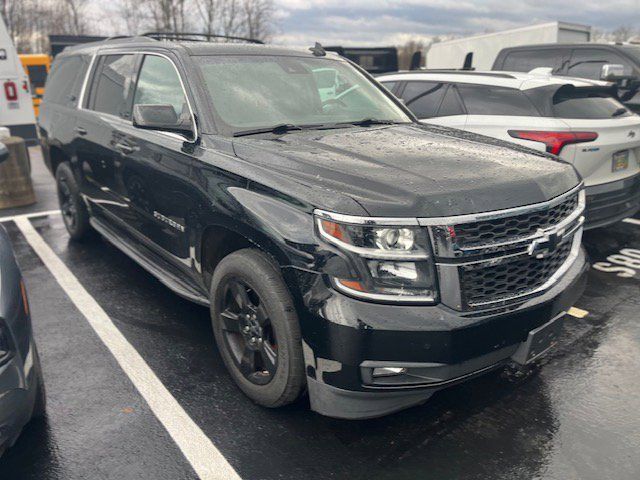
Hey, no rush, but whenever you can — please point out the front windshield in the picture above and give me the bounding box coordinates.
[196,54,411,131]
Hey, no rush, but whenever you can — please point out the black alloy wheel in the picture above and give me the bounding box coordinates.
[57,176,77,230]
[219,278,278,385]
[55,162,91,241]
[210,249,305,408]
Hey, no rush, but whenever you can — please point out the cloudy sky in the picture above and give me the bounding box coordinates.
[271,0,640,46]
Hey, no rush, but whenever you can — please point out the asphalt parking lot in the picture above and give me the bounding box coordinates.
[0,148,639,480]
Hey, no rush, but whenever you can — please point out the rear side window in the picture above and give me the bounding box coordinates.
[501,49,563,72]
[457,85,540,116]
[88,54,137,118]
[552,88,632,119]
[400,81,446,118]
[567,49,634,80]
[44,55,88,106]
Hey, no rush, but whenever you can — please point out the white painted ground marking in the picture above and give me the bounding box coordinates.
[0,209,61,223]
[623,218,640,226]
[14,217,241,480]
[568,307,589,319]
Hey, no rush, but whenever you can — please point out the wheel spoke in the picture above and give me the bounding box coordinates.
[255,304,269,326]
[239,347,257,376]
[260,341,277,376]
[229,281,251,312]
[220,309,241,333]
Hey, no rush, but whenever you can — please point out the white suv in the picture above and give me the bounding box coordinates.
[379,69,640,229]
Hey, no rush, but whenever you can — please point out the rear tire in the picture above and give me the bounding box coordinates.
[210,249,305,408]
[55,162,91,241]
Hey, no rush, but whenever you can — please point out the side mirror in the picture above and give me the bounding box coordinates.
[601,64,626,81]
[0,143,9,164]
[132,104,194,138]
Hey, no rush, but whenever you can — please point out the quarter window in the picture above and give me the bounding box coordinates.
[457,85,540,116]
[89,54,136,117]
[44,55,88,106]
[400,81,446,118]
[133,55,189,119]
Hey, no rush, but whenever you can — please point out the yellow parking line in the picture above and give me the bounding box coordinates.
[568,307,589,318]
[623,218,640,226]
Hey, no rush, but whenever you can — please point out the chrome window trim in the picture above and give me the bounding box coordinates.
[77,53,98,109]
[76,50,198,144]
[313,183,583,227]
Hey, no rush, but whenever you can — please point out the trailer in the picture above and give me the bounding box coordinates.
[426,22,591,71]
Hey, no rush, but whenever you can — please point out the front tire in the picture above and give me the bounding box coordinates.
[55,162,91,241]
[210,249,305,408]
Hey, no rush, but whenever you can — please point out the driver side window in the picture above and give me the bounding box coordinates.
[134,55,190,119]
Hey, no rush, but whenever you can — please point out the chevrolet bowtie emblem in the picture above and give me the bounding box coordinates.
[527,228,562,259]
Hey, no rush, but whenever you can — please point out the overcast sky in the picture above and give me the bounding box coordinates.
[272,0,640,46]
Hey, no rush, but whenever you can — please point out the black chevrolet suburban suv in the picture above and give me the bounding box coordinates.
[39,36,588,419]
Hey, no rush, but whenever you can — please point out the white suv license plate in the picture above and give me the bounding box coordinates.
[612,150,629,172]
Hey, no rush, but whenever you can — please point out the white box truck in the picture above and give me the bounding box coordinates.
[0,17,38,145]
[426,22,592,71]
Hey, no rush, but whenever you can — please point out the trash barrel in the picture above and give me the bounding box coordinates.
[0,136,36,209]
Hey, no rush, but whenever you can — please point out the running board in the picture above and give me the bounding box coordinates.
[90,217,210,306]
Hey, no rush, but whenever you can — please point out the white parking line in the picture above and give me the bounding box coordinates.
[0,209,61,223]
[623,218,640,226]
[13,217,241,480]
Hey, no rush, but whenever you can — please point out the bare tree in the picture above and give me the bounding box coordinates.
[240,0,273,41]
[146,0,190,32]
[195,0,220,36]
[397,39,425,70]
[64,0,89,35]
[116,0,148,35]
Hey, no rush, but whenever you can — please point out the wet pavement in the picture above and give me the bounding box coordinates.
[0,149,639,479]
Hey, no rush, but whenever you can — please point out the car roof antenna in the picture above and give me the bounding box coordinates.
[309,42,326,57]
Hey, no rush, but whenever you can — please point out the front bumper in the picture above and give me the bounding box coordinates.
[585,174,640,230]
[297,247,588,419]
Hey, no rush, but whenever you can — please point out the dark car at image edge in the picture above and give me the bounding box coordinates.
[0,223,46,455]
[38,35,588,419]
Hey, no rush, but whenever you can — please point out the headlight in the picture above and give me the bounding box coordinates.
[315,212,438,303]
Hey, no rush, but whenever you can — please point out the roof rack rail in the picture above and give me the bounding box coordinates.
[142,32,264,44]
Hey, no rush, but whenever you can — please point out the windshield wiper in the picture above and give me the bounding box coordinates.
[337,118,399,127]
[233,124,304,137]
[612,107,628,117]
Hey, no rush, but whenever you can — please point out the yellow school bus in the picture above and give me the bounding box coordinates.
[19,54,51,117]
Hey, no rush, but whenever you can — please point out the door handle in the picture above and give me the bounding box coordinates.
[75,126,87,136]
[114,142,135,155]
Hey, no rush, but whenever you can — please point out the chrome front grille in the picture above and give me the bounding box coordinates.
[460,241,572,306]
[421,185,585,311]
[454,194,579,248]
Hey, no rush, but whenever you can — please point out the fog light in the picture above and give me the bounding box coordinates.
[372,367,407,378]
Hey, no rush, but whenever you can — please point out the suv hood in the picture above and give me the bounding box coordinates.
[232,124,580,218]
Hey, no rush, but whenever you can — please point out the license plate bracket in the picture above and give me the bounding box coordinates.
[612,150,629,172]
[511,312,565,365]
